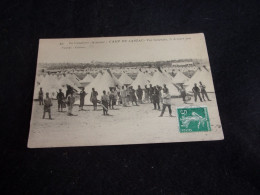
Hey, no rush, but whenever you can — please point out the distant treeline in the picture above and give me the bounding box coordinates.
[39,59,208,70]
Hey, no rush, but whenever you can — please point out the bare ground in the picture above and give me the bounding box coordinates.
[28,93,223,148]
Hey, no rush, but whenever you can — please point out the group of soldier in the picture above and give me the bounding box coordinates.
[38,81,211,119]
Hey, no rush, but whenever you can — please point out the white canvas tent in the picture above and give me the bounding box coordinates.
[36,74,45,86]
[119,72,133,85]
[131,71,150,89]
[58,75,81,92]
[80,74,94,85]
[172,71,189,84]
[185,68,215,92]
[67,73,82,87]
[75,69,122,105]
[33,74,61,99]
[149,71,180,96]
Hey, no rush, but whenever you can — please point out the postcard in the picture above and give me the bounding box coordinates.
[28,33,224,148]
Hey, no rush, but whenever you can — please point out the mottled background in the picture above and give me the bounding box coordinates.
[0,0,259,194]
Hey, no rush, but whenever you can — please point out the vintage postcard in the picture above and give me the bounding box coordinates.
[28,33,224,148]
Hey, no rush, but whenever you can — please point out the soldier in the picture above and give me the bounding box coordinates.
[136,85,143,104]
[90,88,98,111]
[126,86,130,105]
[42,92,53,119]
[152,86,160,110]
[149,84,154,103]
[158,86,163,103]
[159,88,173,117]
[129,86,138,106]
[144,85,149,103]
[79,88,87,111]
[199,81,211,101]
[163,84,168,94]
[180,85,187,103]
[115,85,120,105]
[192,83,203,102]
[120,86,127,107]
[109,88,117,109]
[56,89,65,112]
[38,88,43,105]
[67,91,75,116]
[101,90,109,115]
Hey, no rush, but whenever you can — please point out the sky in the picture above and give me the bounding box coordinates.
[37,33,209,64]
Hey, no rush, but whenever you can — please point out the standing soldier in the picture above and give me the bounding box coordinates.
[152,86,160,110]
[136,85,143,104]
[65,85,71,98]
[159,88,173,117]
[38,88,43,105]
[56,89,65,112]
[192,83,203,102]
[115,85,120,105]
[120,86,127,107]
[149,84,154,103]
[144,85,149,103]
[109,88,117,109]
[180,85,187,103]
[158,86,163,103]
[42,92,53,119]
[163,84,168,94]
[101,90,109,115]
[90,88,98,111]
[79,88,87,111]
[126,86,130,106]
[199,81,211,101]
[129,86,138,106]
[67,91,75,116]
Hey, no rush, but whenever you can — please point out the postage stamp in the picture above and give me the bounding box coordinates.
[176,106,211,133]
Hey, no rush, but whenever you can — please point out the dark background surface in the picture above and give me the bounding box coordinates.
[0,0,259,194]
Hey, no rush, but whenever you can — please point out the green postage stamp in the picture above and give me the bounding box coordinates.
[176,106,211,133]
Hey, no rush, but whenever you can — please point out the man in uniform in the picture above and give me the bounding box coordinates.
[42,92,53,119]
[109,88,117,109]
[67,91,75,116]
[79,88,87,111]
[90,88,98,111]
[101,90,109,115]
[120,86,127,107]
[136,85,143,104]
[159,88,173,117]
[144,85,149,103]
[152,86,160,110]
[38,88,43,105]
[179,85,187,103]
[192,83,203,102]
[129,86,138,106]
[149,84,154,103]
[56,89,65,112]
[199,81,211,101]
[163,84,168,93]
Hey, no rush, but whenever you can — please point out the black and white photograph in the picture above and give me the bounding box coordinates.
[28,33,224,148]
[1,1,259,194]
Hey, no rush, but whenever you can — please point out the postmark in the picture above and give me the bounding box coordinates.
[176,106,211,133]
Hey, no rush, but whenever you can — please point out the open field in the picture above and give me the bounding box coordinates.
[28,93,223,148]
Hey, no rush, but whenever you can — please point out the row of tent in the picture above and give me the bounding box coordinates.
[33,73,82,99]
[34,67,215,104]
[44,66,200,75]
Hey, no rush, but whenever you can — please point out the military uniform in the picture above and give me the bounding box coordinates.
[199,84,210,101]
[43,97,52,119]
[39,90,43,105]
[57,91,65,111]
[192,86,203,102]
[79,91,86,110]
